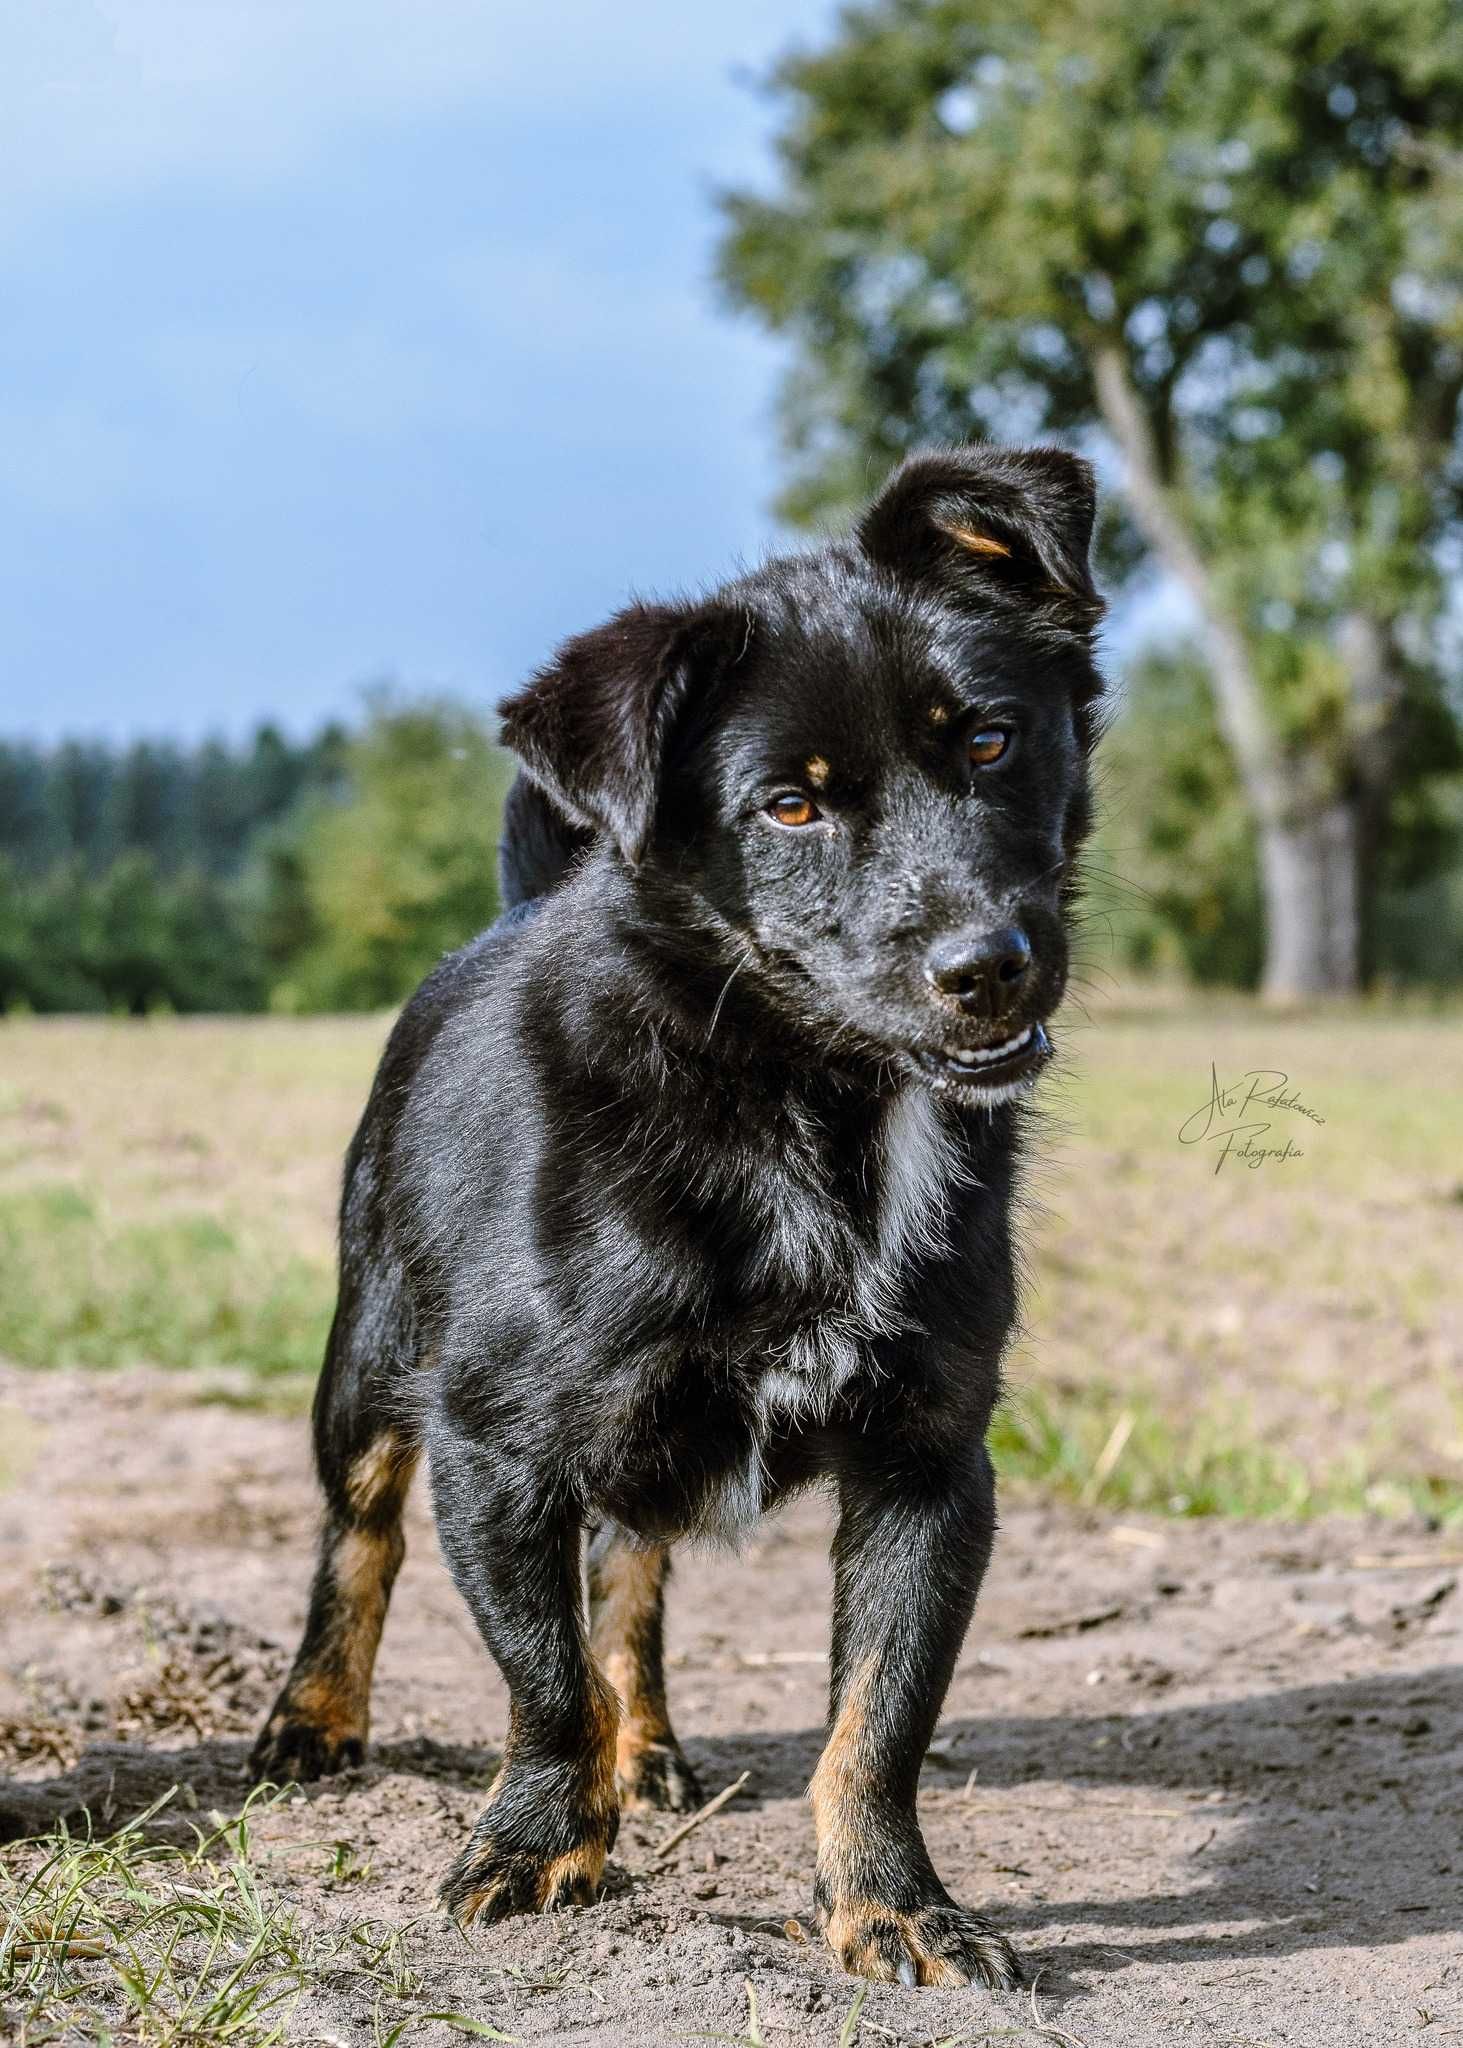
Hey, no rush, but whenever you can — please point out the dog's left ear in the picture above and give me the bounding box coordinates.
[857,444,1103,632]
[499,600,748,866]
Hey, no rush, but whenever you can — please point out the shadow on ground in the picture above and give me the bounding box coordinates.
[5,1663,1457,1994]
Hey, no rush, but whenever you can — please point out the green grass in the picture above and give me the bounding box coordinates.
[990,1382,1463,1527]
[0,1789,520,2047]
[2,1004,1462,1523]
[0,1782,1064,2048]
[0,1186,332,1381]
[2,1797,921,2048]
[1013,1002,1463,1526]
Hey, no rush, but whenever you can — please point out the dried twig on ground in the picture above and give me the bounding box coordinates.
[654,1772,751,1862]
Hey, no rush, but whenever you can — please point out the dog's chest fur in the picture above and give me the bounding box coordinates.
[751,1081,956,1399]
[691,1079,960,1536]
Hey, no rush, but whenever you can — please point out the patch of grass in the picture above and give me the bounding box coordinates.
[0,1186,333,1378]
[2,1007,1461,1524]
[992,1382,1463,1526]
[0,1787,520,2047]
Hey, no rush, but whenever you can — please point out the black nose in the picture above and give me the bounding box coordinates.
[924,925,1031,1015]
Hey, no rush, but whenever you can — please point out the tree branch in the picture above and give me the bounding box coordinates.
[1090,339,1292,821]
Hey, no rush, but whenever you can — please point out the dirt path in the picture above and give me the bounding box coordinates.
[2,1366,1460,2045]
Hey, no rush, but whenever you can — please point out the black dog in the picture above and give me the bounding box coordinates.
[252,444,1103,1990]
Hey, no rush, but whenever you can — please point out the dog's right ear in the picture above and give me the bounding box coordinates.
[499,601,749,867]
[857,444,1103,633]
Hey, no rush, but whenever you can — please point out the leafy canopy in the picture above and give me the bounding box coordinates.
[271,696,515,1012]
[719,0,1463,663]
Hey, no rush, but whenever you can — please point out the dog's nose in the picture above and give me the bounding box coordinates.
[924,925,1031,1015]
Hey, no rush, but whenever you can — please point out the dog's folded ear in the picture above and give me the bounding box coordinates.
[857,444,1103,632]
[499,601,749,867]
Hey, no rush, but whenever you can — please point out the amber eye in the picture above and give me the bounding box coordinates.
[968,727,1012,768]
[768,792,820,827]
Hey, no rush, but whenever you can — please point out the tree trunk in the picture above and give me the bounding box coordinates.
[1257,798,1361,1001]
[1090,340,1364,999]
[1339,612,1401,987]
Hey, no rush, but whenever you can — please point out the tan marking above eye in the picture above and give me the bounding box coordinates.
[928,703,951,726]
[940,522,1012,559]
[805,755,831,787]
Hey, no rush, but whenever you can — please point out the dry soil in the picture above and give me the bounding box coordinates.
[2,1366,1460,2045]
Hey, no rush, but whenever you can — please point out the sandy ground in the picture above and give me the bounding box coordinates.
[1,1365,1460,2047]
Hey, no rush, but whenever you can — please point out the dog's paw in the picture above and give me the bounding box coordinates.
[617,1738,702,1814]
[249,1709,364,1784]
[439,1828,609,1925]
[822,1896,1021,1990]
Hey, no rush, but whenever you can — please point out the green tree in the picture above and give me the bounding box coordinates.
[253,836,320,978]
[0,860,106,1011]
[718,0,1463,997]
[46,742,117,873]
[0,858,42,1008]
[109,740,193,872]
[0,744,58,874]
[91,854,175,1013]
[275,697,515,1011]
[161,869,266,1010]
[246,724,303,826]
[190,737,256,875]
[1101,641,1463,988]
[1094,648,1265,988]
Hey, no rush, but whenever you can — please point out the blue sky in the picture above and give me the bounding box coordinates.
[3,2,1173,746]
[2,1,856,743]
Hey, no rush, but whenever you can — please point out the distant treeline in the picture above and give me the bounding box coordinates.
[0,727,348,881]
[2,665,1459,1015]
[0,703,514,1014]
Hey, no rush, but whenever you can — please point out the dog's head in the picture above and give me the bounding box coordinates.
[500,444,1104,1103]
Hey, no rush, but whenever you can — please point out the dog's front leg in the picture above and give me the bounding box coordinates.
[430,1424,619,1924]
[813,1439,1020,1989]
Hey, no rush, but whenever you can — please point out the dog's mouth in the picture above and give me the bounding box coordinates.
[908,1021,1052,1098]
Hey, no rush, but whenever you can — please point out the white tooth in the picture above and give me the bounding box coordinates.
[947,1024,1035,1072]
[981,1027,1031,1064]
